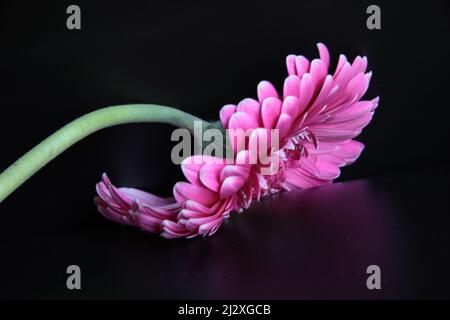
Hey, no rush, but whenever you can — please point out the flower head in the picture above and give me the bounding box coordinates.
[95,43,379,239]
[220,43,378,191]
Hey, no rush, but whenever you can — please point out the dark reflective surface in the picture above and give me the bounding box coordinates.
[1,168,449,299]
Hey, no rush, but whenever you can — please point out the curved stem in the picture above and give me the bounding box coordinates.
[0,104,207,204]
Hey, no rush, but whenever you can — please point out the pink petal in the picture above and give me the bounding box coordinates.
[328,101,374,123]
[283,75,300,98]
[350,56,368,77]
[181,157,203,185]
[313,158,341,180]
[257,81,279,103]
[334,54,348,77]
[306,75,334,117]
[281,96,301,119]
[335,140,364,165]
[198,217,225,236]
[309,59,327,92]
[228,111,260,132]
[297,73,314,113]
[317,42,330,70]
[173,182,218,206]
[220,104,237,128]
[286,54,297,75]
[220,165,250,181]
[248,128,273,163]
[295,55,310,77]
[199,163,222,192]
[371,96,380,111]
[275,113,294,141]
[161,220,192,239]
[237,98,261,124]
[184,199,212,214]
[311,126,358,142]
[285,167,332,189]
[220,176,246,199]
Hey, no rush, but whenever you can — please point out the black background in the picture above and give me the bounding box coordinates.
[0,0,449,299]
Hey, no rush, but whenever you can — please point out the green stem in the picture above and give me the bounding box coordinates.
[0,104,206,204]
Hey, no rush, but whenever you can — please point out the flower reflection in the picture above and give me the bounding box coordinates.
[167,179,407,299]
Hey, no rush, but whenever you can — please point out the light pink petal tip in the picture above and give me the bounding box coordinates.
[96,43,379,239]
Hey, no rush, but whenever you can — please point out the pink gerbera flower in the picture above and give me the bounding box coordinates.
[95,43,379,239]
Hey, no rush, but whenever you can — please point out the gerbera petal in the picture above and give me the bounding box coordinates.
[286,54,297,75]
[309,59,327,92]
[276,113,294,141]
[199,162,223,192]
[220,164,250,181]
[317,42,330,70]
[285,167,332,189]
[236,98,261,124]
[228,111,260,132]
[327,100,374,123]
[283,75,300,98]
[220,176,246,199]
[257,81,279,102]
[121,187,175,207]
[313,158,341,180]
[261,97,282,129]
[173,182,218,206]
[295,55,310,77]
[220,104,237,128]
[297,73,314,112]
[281,96,301,119]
